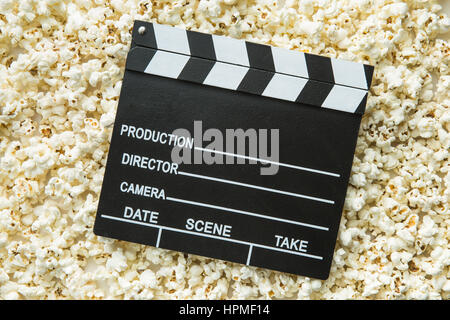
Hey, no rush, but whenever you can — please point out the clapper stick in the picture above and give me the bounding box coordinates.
[94,20,374,279]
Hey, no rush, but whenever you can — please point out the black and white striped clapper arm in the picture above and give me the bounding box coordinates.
[127,20,374,115]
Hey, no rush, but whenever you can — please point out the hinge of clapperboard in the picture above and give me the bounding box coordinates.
[127,20,374,115]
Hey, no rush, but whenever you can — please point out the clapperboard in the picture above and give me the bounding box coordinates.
[94,20,374,279]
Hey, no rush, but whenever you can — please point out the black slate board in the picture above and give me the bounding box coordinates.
[94,20,373,279]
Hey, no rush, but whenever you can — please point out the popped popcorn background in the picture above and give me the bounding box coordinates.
[0,0,449,299]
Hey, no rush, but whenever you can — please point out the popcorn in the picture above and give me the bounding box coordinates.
[0,0,448,300]
[106,250,128,273]
[12,177,39,201]
[417,117,437,138]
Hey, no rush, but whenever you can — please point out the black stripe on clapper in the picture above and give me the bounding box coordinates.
[126,47,156,72]
[237,68,274,95]
[354,92,368,115]
[296,80,334,107]
[364,65,374,89]
[186,30,217,61]
[245,42,275,72]
[304,54,334,84]
[131,21,157,50]
[178,56,215,84]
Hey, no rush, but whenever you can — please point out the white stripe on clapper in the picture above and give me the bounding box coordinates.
[271,46,309,79]
[144,50,190,79]
[262,73,308,102]
[203,62,249,90]
[331,58,368,90]
[153,23,191,55]
[212,35,250,67]
[321,85,367,113]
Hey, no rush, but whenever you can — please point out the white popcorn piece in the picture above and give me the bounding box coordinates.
[106,250,128,273]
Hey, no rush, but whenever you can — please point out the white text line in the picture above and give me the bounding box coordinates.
[166,196,329,231]
[194,146,340,177]
[101,215,323,260]
[178,171,335,204]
